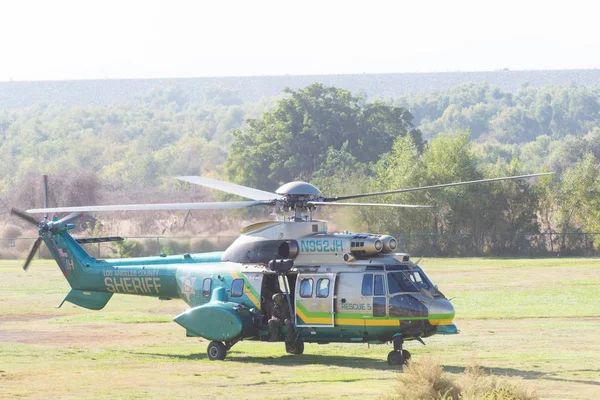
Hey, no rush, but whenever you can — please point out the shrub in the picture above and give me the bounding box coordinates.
[456,365,538,400]
[385,357,537,400]
[2,224,23,238]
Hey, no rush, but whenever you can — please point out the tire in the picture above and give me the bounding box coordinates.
[207,341,227,361]
[402,349,411,364]
[285,341,305,355]
[387,350,403,366]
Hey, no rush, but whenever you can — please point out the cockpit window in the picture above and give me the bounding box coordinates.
[387,272,419,293]
[407,271,432,290]
[374,275,385,296]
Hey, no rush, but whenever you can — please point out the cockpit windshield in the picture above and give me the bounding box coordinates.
[387,272,419,294]
[406,270,433,290]
[387,267,436,295]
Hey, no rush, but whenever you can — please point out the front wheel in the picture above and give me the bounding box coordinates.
[387,350,403,366]
[402,349,411,363]
[285,341,304,355]
[207,341,227,361]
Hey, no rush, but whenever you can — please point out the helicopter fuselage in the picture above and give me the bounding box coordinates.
[46,219,457,348]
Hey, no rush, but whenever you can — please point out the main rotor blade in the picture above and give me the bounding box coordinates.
[308,202,433,208]
[178,176,283,201]
[27,201,268,214]
[326,172,554,202]
[11,208,39,226]
[23,237,43,271]
[56,212,82,225]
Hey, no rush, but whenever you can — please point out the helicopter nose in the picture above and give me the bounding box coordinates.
[429,299,458,334]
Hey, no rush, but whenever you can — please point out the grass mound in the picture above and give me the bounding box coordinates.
[386,357,538,400]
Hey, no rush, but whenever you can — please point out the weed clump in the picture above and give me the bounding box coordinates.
[385,357,538,400]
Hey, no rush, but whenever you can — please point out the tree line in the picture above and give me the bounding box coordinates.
[2,82,600,255]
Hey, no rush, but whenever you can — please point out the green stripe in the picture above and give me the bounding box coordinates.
[296,301,331,318]
[296,301,454,321]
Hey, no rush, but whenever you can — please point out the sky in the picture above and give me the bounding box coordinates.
[1,0,599,81]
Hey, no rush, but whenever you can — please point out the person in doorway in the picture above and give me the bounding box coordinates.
[268,293,294,342]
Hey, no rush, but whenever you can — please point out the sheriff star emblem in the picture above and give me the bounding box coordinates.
[181,273,197,302]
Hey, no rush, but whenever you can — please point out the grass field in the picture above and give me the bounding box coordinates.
[1,258,599,399]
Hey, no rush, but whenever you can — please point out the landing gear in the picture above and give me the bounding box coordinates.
[387,350,402,365]
[285,341,304,355]
[207,341,227,361]
[387,335,411,366]
[387,349,410,366]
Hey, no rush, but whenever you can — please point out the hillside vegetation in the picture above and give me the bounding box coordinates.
[2,79,600,256]
[3,69,600,108]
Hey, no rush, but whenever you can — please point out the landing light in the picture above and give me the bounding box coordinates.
[343,253,356,262]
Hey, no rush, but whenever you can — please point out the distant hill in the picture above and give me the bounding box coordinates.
[1,69,600,108]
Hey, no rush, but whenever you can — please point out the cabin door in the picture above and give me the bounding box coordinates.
[294,273,337,327]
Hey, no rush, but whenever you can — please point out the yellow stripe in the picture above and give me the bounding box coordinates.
[231,271,260,309]
[296,307,332,324]
[335,318,401,327]
[428,319,454,326]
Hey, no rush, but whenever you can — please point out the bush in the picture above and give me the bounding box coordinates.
[2,224,23,238]
[386,356,458,400]
[385,357,538,400]
[140,238,162,256]
[190,238,218,252]
[456,365,538,400]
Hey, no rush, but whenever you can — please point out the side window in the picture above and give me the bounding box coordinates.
[361,273,373,296]
[202,278,212,297]
[316,278,330,298]
[231,278,244,297]
[299,278,313,298]
[374,275,385,296]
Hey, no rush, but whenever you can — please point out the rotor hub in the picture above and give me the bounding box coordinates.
[275,181,323,213]
[275,181,321,196]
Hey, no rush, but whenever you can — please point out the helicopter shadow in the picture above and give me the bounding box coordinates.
[126,350,393,371]
[443,365,600,387]
[230,353,393,371]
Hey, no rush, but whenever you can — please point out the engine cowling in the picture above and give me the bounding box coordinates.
[349,235,383,256]
[378,235,398,253]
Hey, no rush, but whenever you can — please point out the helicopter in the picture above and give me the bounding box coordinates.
[11,172,551,365]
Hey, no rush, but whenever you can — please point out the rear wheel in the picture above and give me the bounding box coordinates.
[285,341,304,355]
[207,341,227,361]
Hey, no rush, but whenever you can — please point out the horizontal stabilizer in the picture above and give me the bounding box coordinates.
[75,236,124,244]
[58,289,113,310]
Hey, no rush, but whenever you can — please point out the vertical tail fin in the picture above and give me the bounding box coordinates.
[44,229,94,289]
[46,229,114,310]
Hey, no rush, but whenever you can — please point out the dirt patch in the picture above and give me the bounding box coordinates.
[0,329,107,346]
[0,322,181,347]
[0,314,58,323]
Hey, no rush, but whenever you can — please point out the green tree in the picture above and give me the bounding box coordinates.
[225,83,421,190]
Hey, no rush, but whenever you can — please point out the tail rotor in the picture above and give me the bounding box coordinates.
[22,237,43,271]
[10,176,81,271]
[11,208,44,271]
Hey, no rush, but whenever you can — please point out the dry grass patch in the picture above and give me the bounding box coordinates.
[386,357,538,400]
